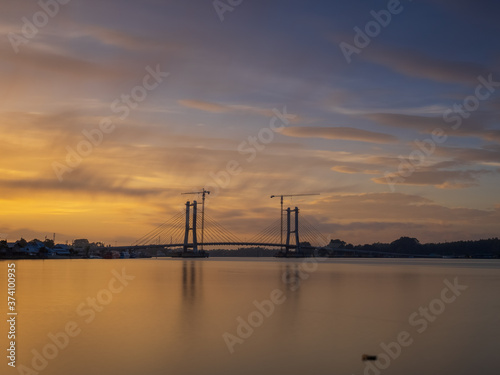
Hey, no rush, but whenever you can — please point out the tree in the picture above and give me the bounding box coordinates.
[390,237,421,254]
[328,239,346,248]
[17,238,27,247]
[43,239,55,248]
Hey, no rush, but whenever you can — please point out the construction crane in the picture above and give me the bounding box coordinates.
[270,193,320,250]
[181,188,210,250]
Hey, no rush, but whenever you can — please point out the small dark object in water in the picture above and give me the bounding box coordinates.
[362,354,377,361]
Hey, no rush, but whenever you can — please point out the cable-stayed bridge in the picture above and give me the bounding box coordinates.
[125,200,328,257]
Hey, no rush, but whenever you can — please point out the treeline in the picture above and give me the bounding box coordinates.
[0,238,56,249]
[200,237,500,258]
[344,237,500,257]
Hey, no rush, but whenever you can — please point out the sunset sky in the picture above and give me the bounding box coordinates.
[1,0,500,245]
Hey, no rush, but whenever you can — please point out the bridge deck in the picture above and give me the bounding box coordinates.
[112,242,293,250]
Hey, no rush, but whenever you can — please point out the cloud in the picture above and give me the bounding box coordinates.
[323,142,500,189]
[178,99,229,113]
[436,146,500,165]
[0,168,163,198]
[84,26,166,51]
[280,126,398,144]
[422,0,500,27]
[177,99,299,120]
[366,112,500,144]
[482,130,500,144]
[373,167,492,189]
[332,104,450,117]
[308,193,500,243]
[1,43,122,81]
[331,163,383,175]
[366,113,443,132]
[329,153,495,189]
[332,165,369,174]
[328,155,402,175]
[364,45,489,85]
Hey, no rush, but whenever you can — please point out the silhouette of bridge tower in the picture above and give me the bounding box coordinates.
[285,207,301,255]
[183,201,198,253]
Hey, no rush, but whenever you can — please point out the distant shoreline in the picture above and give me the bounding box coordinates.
[1,254,499,260]
[2,237,499,260]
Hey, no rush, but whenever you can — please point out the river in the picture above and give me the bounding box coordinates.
[1,258,499,375]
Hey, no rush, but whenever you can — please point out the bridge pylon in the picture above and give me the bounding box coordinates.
[183,201,198,253]
[285,207,301,255]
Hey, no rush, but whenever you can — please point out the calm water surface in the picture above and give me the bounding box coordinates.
[1,258,499,375]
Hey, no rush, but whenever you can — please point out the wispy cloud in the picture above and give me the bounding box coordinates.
[310,192,500,243]
[363,45,489,85]
[280,126,398,144]
[177,99,298,120]
[373,168,492,189]
[366,112,500,144]
[178,99,229,113]
[84,26,166,51]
